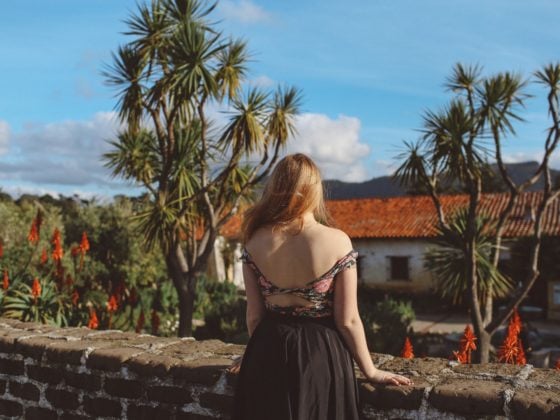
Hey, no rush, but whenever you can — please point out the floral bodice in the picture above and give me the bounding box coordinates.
[240,248,358,317]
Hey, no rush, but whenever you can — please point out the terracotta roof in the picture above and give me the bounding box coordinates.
[221,191,560,240]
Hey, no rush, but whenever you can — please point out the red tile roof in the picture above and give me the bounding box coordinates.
[221,191,560,240]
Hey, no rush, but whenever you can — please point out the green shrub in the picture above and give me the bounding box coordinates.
[194,277,247,343]
[358,287,415,355]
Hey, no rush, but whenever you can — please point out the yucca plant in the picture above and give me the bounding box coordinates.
[103,0,302,336]
[425,209,513,304]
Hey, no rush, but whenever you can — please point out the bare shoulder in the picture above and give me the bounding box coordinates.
[316,225,353,253]
[244,226,271,254]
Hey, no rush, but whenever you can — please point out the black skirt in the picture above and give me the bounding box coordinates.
[231,310,360,420]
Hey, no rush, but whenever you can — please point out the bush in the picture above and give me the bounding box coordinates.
[193,277,247,343]
[358,286,415,355]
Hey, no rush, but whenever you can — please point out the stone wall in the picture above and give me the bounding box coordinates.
[0,318,558,419]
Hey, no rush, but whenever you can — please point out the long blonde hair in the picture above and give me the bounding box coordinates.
[241,153,332,243]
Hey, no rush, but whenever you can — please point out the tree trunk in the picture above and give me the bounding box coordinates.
[475,328,491,363]
[166,242,197,337]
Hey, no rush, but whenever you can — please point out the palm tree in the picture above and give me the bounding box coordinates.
[103,0,302,336]
[395,63,560,362]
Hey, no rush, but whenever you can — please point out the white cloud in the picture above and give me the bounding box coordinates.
[288,113,371,182]
[0,112,127,188]
[0,120,10,155]
[219,0,271,24]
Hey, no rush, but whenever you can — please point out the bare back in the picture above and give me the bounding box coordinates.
[244,222,353,308]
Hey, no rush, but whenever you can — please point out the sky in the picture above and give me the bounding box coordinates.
[1,0,559,200]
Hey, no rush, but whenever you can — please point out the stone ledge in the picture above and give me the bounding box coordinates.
[0,318,558,419]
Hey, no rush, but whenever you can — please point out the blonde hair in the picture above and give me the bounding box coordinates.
[241,153,332,243]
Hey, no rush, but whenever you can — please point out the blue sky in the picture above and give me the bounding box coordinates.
[1,0,559,199]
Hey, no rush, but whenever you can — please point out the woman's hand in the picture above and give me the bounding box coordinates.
[367,368,413,386]
[226,356,242,374]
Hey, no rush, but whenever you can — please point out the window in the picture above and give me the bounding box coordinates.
[387,256,410,281]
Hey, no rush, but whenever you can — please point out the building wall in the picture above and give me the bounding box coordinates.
[353,238,436,293]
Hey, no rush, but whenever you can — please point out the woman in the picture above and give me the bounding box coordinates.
[229,153,412,419]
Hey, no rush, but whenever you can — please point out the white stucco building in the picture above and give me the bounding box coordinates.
[215,192,559,298]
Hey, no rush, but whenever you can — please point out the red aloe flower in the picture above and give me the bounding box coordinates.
[28,219,39,244]
[498,309,524,364]
[460,325,477,364]
[511,309,522,336]
[136,309,145,333]
[107,294,118,313]
[498,334,518,364]
[80,231,90,253]
[71,289,79,306]
[451,325,477,364]
[0,240,4,258]
[2,270,9,290]
[31,277,42,302]
[452,349,468,364]
[555,359,560,370]
[151,310,160,335]
[401,337,414,359]
[88,309,99,329]
[51,228,63,261]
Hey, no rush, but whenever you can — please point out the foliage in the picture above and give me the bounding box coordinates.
[424,208,513,303]
[358,287,415,355]
[102,0,302,336]
[394,62,560,362]
[193,277,247,343]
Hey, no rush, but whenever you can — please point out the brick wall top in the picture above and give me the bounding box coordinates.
[0,318,559,419]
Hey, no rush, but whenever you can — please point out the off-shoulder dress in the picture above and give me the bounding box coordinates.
[231,248,361,420]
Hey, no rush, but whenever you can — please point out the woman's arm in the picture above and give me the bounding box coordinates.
[243,262,266,337]
[333,243,413,386]
[227,262,266,374]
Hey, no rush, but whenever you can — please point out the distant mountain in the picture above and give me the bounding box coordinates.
[323,161,560,200]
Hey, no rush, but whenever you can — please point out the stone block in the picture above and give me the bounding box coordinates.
[451,362,523,379]
[25,407,58,420]
[511,388,560,419]
[105,378,144,398]
[378,357,449,377]
[83,396,123,417]
[429,379,508,416]
[0,330,34,353]
[126,353,178,377]
[0,398,23,417]
[358,378,429,410]
[171,357,231,386]
[0,358,24,375]
[45,388,80,410]
[146,385,194,404]
[127,404,175,420]
[27,364,64,384]
[87,347,141,371]
[199,392,234,412]
[162,339,229,358]
[45,340,112,365]
[9,381,40,401]
[64,371,102,391]
[15,337,59,360]
[526,368,560,390]
[0,380,5,395]
[48,327,92,339]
